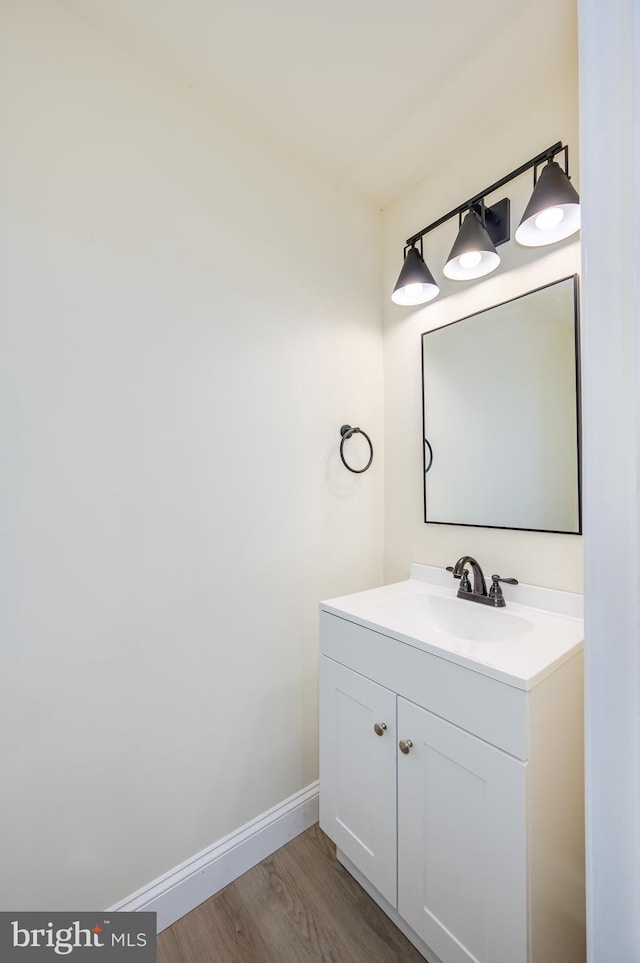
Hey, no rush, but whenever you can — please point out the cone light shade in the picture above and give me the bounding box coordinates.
[443,210,501,280]
[515,160,580,247]
[391,246,439,305]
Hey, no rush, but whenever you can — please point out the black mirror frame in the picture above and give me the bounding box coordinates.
[421,274,582,535]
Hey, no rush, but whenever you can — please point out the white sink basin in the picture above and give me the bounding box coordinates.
[377,592,534,643]
[321,565,584,689]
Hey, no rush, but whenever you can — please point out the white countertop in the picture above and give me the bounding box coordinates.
[320,565,584,689]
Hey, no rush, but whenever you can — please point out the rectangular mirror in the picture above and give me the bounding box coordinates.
[421,275,581,533]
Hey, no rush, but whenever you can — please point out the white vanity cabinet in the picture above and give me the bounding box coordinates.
[396,696,527,963]
[319,657,397,906]
[319,597,585,963]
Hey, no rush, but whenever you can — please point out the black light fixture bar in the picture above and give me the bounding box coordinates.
[404,141,565,250]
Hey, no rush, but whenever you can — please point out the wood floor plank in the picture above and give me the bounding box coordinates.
[157,887,274,963]
[232,855,340,962]
[158,824,425,963]
[270,826,423,962]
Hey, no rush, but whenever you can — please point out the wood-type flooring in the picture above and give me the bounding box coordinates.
[158,823,425,963]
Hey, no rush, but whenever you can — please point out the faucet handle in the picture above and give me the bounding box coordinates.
[446,564,471,592]
[489,574,518,602]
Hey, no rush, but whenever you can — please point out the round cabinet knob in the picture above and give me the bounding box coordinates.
[373,722,387,737]
[399,739,413,755]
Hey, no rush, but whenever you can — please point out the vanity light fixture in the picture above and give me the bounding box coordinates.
[443,200,509,280]
[391,240,439,305]
[392,141,579,305]
[514,149,580,246]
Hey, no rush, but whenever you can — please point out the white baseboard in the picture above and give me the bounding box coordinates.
[108,781,319,932]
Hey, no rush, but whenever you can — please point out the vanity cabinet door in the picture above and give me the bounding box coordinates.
[397,697,528,963]
[319,656,397,907]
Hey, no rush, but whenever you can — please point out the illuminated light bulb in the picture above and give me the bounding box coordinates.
[403,283,425,299]
[534,206,565,231]
[458,250,483,269]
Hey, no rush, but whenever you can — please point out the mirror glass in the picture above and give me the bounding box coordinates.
[421,275,581,533]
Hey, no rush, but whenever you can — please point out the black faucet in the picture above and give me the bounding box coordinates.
[447,556,518,608]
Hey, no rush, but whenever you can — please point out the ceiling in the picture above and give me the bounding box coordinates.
[62,0,578,207]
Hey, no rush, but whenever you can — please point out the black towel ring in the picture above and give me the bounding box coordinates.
[340,424,374,473]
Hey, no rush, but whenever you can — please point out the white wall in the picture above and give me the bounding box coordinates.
[381,61,583,593]
[0,1,383,909]
[579,1,640,959]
